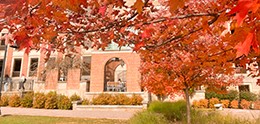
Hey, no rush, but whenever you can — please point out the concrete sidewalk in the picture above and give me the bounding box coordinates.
[0,107,139,120]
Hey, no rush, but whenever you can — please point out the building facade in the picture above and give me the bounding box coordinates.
[0,29,143,98]
[1,29,259,100]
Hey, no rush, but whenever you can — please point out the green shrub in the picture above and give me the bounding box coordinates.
[205,91,218,99]
[33,92,46,109]
[8,94,21,107]
[0,95,9,106]
[70,93,81,101]
[20,92,34,108]
[148,100,186,121]
[57,94,72,110]
[45,91,58,109]
[129,94,143,105]
[114,94,130,105]
[239,91,257,101]
[129,111,168,124]
[81,99,90,105]
[205,90,238,101]
[92,93,115,105]
[224,90,239,101]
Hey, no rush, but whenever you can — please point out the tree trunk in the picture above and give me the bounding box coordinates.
[185,88,191,124]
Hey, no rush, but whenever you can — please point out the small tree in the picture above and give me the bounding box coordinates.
[140,34,242,123]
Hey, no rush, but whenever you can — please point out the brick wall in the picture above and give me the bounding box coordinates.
[45,69,58,89]
[5,47,13,76]
[21,52,29,76]
[90,52,141,92]
[67,68,80,89]
[37,49,46,80]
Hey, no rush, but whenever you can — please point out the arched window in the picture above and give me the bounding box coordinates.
[104,57,127,92]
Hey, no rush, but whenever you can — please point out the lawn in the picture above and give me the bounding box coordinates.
[0,115,129,124]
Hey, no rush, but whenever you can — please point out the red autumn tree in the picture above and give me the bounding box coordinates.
[0,0,259,123]
[140,33,242,123]
[0,0,258,57]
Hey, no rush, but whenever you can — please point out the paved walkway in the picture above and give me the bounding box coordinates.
[0,107,138,120]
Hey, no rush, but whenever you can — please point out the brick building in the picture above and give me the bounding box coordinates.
[0,29,143,98]
[1,27,259,101]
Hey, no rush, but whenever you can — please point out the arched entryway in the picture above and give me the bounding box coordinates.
[104,57,127,92]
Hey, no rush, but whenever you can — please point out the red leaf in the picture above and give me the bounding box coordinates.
[115,0,125,7]
[3,0,25,16]
[0,0,17,4]
[133,0,144,14]
[14,31,32,54]
[228,0,259,26]
[98,5,107,16]
[251,31,259,53]
[142,29,152,39]
[53,11,68,23]
[133,41,145,51]
[141,25,155,39]
[235,32,254,57]
[168,0,185,13]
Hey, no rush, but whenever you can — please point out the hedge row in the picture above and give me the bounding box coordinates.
[70,93,143,105]
[0,91,72,110]
[91,93,143,105]
[205,90,258,101]
[192,97,260,110]
[0,92,143,110]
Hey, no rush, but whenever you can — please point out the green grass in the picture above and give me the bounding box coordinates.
[0,115,128,124]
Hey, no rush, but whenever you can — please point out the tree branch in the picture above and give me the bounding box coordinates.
[79,11,221,34]
[145,13,220,49]
[29,2,42,16]
[80,0,150,33]
[144,13,219,25]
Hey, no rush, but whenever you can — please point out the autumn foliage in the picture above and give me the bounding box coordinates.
[230,100,239,109]
[0,0,259,123]
[220,100,230,108]
[0,0,257,57]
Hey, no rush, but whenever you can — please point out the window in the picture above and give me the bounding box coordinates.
[234,63,247,73]
[29,58,38,77]
[239,85,250,92]
[0,33,5,50]
[82,56,91,76]
[257,79,260,86]
[13,58,22,77]
[1,33,5,45]
[0,59,3,76]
